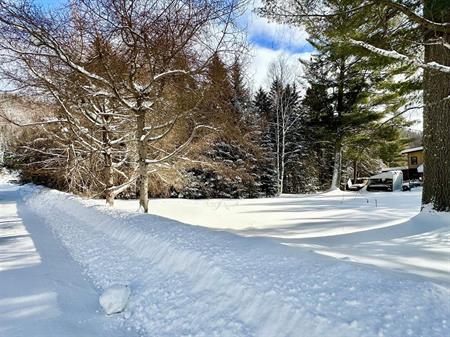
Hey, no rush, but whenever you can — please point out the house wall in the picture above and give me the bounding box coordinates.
[407,151,424,169]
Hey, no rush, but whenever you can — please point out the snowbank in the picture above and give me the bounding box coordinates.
[0,182,132,337]
[107,189,450,284]
[22,186,450,337]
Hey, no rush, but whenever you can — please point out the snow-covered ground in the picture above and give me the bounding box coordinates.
[1,177,449,337]
[0,180,134,337]
[110,189,450,285]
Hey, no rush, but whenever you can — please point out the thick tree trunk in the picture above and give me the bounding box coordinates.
[330,141,342,190]
[331,58,346,191]
[104,163,114,207]
[102,126,115,207]
[136,111,149,213]
[422,1,450,211]
[353,160,358,181]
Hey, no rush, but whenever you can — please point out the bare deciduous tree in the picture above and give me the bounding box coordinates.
[268,57,302,194]
[0,0,245,211]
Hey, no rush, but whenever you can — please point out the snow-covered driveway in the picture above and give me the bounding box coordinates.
[112,189,450,285]
[0,182,133,337]
[3,182,448,337]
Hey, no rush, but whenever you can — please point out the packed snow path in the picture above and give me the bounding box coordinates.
[2,183,448,337]
[111,190,450,285]
[0,182,134,337]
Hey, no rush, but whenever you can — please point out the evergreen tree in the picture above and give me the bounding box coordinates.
[260,0,449,210]
[253,87,272,119]
[300,32,412,189]
[252,88,278,196]
[343,123,411,181]
[175,54,278,198]
[301,82,335,189]
[230,57,250,118]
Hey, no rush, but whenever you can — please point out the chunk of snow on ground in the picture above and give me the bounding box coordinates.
[100,285,131,315]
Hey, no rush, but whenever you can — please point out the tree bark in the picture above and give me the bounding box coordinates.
[102,124,115,207]
[331,141,342,190]
[104,163,114,206]
[276,101,282,195]
[331,58,346,191]
[422,0,450,211]
[103,151,114,207]
[353,160,358,181]
[67,143,76,193]
[136,111,149,213]
[280,125,286,195]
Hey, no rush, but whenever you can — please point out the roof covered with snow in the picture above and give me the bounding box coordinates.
[370,171,403,179]
[382,167,408,172]
[401,146,423,154]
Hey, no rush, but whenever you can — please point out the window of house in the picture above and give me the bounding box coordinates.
[410,156,418,165]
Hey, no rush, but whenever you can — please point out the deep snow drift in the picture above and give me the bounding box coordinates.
[5,183,448,337]
[110,189,450,285]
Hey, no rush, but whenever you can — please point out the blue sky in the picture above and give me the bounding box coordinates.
[35,0,63,8]
[242,2,313,55]
[240,2,313,88]
[249,34,313,55]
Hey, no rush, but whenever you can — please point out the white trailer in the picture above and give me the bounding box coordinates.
[367,170,403,192]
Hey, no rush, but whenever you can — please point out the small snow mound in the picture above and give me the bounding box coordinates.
[99,285,131,315]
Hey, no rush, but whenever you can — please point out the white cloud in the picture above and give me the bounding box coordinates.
[242,0,309,51]
[241,1,312,91]
[247,45,313,91]
[246,13,309,51]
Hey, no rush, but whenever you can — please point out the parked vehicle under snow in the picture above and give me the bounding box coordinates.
[367,170,403,192]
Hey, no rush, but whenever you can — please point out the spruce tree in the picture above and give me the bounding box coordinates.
[230,57,250,118]
[301,40,389,189]
[302,82,335,189]
[252,88,278,196]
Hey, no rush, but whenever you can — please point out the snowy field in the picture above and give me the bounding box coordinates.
[1,177,449,337]
[111,189,450,285]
